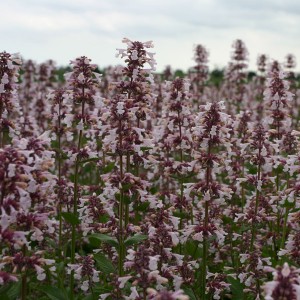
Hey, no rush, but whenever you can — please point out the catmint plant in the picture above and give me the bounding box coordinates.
[0,52,22,146]
[0,38,299,300]
[65,56,101,300]
[263,64,294,256]
[190,44,209,102]
[185,101,232,299]
[223,39,248,113]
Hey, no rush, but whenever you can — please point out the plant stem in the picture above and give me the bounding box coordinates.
[280,178,292,250]
[70,93,85,300]
[21,246,27,300]
[250,162,261,252]
[202,199,209,300]
[0,102,3,148]
[280,207,289,250]
[125,152,130,227]
[118,120,124,276]
[178,111,184,254]
[241,160,245,212]
[21,272,27,300]
[57,100,63,257]
[201,144,211,300]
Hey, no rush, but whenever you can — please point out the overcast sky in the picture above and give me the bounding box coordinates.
[1,0,299,72]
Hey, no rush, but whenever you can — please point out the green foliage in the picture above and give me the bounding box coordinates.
[124,234,148,246]
[94,253,116,275]
[88,233,119,248]
[61,212,80,226]
[0,281,21,300]
[37,285,69,300]
[227,277,245,300]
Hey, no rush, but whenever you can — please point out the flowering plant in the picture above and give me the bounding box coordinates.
[0,39,299,300]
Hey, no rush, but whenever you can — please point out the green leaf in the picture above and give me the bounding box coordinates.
[61,212,80,225]
[140,146,153,151]
[182,287,197,300]
[52,147,68,160]
[94,253,116,274]
[0,282,14,295]
[82,292,102,300]
[6,281,21,300]
[80,157,99,164]
[93,285,113,294]
[0,293,10,300]
[122,183,132,192]
[227,277,244,299]
[98,215,109,223]
[185,240,201,259]
[123,195,131,204]
[56,261,65,273]
[102,162,115,173]
[0,281,21,300]
[45,236,58,249]
[105,152,116,157]
[173,209,189,219]
[37,285,68,300]
[124,234,148,246]
[136,202,149,212]
[88,233,119,248]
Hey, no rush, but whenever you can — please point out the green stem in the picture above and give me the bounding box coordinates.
[125,153,130,227]
[280,207,289,250]
[21,246,27,300]
[178,111,184,254]
[241,160,245,212]
[179,181,184,254]
[0,102,4,148]
[70,94,85,300]
[280,177,292,251]
[250,171,260,252]
[21,272,27,300]
[201,143,211,300]
[119,181,124,276]
[118,120,124,276]
[275,167,281,251]
[250,188,260,252]
[229,226,235,268]
[202,199,209,300]
[250,142,261,252]
[57,101,63,257]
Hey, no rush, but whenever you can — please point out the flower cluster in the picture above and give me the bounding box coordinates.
[263,263,300,299]
[190,44,209,98]
[0,52,22,141]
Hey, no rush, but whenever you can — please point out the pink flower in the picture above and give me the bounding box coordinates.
[262,263,300,300]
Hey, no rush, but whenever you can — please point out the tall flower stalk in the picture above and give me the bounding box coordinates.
[160,78,194,253]
[65,56,100,299]
[103,38,156,277]
[0,52,21,147]
[263,65,294,254]
[249,123,269,252]
[223,39,248,113]
[190,44,209,103]
[188,101,231,299]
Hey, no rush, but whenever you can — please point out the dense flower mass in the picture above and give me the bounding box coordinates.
[0,38,299,300]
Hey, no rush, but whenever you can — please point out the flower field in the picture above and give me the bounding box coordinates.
[0,38,300,299]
